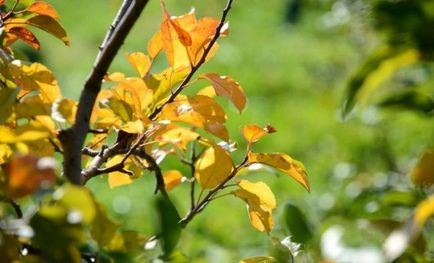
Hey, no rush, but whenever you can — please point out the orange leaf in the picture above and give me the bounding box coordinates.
[242,125,269,144]
[6,155,56,198]
[147,31,163,59]
[161,2,192,47]
[163,170,183,191]
[248,152,310,192]
[27,1,60,21]
[200,73,246,113]
[8,27,40,50]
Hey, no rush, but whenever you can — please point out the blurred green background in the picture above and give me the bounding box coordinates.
[21,0,434,261]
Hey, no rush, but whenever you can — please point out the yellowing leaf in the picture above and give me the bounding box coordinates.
[163,170,183,191]
[26,15,70,46]
[0,87,19,124]
[51,98,77,124]
[197,86,216,97]
[7,27,40,50]
[411,149,434,187]
[248,152,309,192]
[54,185,97,224]
[127,52,152,78]
[414,195,434,228]
[27,1,60,21]
[147,66,189,106]
[233,180,276,233]
[14,95,51,118]
[6,155,56,199]
[200,73,246,113]
[239,256,276,263]
[195,144,233,189]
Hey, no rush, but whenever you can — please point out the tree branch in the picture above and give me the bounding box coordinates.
[148,0,234,120]
[59,0,151,184]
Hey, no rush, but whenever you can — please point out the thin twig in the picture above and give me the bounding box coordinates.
[7,199,23,218]
[2,0,20,21]
[148,0,234,121]
[59,0,151,184]
[189,141,197,209]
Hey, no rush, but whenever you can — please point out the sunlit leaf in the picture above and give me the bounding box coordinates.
[200,73,246,113]
[414,195,434,228]
[25,15,70,45]
[148,31,163,59]
[106,155,141,189]
[248,152,309,192]
[147,66,189,106]
[163,170,183,191]
[233,180,276,233]
[242,125,276,145]
[157,125,199,150]
[0,144,12,164]
[120,119,145,134]
[0,121,51,143]
[27,1,60,21]
[6,155,56,198]
[195,144,233,189]
[411,149,434,187]
[127,52,152,78]
[14,95,51,118]
[53,185,97,224]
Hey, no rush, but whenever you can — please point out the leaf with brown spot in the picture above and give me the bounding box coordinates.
[8,27,40,50]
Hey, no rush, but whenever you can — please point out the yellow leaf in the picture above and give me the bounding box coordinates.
[106,155,142,189]
[6,155,56,199]
[147,66,190,106]
[127,52,152,78]
[411,149,434,187]
[8,61,61,103]
[233,180,276,233]
[248,152,310,192]
[120,120,145,134]
[160,95,227,137]
[200,73,246,113]
[414,195,434,228]
[0,121,51,143]
[195,144,233,189]
[197,86,216,98]
[51,98,77,124]
[147,31,163,59]
[163,170,183,191]
[240,256,276,263]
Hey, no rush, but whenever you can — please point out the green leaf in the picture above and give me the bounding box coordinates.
[282,203,313,244]
[342,47,420,116]
[0,87,19,124]
[378,89,434,115]
[155,195,182,257]
[103,97,133,123]
[269,237,294,263]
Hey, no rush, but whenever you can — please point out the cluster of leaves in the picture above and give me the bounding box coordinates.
[0,1,309,262]
[341,0,434,261]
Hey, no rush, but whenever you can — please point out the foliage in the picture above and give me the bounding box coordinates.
[0,0,308,262]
